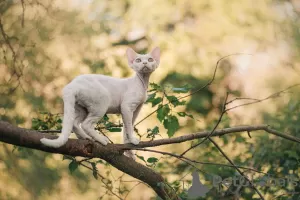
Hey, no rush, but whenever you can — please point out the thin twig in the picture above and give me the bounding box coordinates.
[208,138,265,199]
[226,97,261,105]
[177,53,252,100]
[135,148,267,175]
[0,18,16,60]
[135,53,252,127]
[79,162,123,200]
[180,93,229,156]
[225,84,300,112]
[124,182,143,200]
[21,0,25,27]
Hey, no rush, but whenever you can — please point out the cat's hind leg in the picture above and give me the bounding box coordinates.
[73,103,92,140]
[81,103,110,145]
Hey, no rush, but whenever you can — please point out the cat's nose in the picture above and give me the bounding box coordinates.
[143,62,147,65]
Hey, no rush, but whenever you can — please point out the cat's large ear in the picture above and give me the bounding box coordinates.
[126,48,137,65]
[150,47,160,64]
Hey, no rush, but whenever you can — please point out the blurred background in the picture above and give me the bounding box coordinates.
[1,0,300,199]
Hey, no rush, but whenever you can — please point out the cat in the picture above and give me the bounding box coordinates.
[40,47,160,159]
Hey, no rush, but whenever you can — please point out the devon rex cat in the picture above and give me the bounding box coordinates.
[40,47,160,158]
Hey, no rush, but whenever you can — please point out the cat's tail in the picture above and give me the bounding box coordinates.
[40,86,76,148]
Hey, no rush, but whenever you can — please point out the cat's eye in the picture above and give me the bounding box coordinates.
[135,58,141,63]
[148,58,154,62]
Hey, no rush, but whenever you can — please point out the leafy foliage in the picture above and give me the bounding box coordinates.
[31,113,62,131]
[2,0,300,199]
[146,126,160,139]
[146,83,195,138]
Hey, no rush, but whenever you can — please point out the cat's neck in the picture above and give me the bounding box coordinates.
[134,72,151,91]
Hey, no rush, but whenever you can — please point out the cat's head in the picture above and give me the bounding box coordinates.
[126,47,160,74]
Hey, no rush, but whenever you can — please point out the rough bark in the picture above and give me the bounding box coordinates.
[0,121,179,200]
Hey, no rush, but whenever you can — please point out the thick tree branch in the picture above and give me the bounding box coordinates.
[0,121,179,200]
[1,120,300,199]
[2,121,299,153]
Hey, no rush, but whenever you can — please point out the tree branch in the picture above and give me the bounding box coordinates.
[0,121,179,200]
[208,137,265,199]
[225,83,300,112]
[122,125,300,150]
[1,120,300,199]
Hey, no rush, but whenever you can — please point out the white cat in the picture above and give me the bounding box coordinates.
[40,47,160,159]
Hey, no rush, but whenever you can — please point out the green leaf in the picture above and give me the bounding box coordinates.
[146,126,160,139]
[147,157,158,163]
[136,155,146,163]
[91,162,98,179]
[151,97,163,107]
[93,170,98,179]
[177,112,186,117]
[222,136,229,145]
[177,112,194,119]
[166,95,186,107]
[146,93,162,107]
[163,115,179,137]
[31,118,41,130]
[187,114,194,119]
[68,160,78,174]
[166,95,178,103]
[157,104,170,122]
[103,114,109,121]
[151,126,159,134]
[107,127,122,132]
[41,124,49,130]
[149,82,162,91]
[146,93,156,102]
[63,155,74,161]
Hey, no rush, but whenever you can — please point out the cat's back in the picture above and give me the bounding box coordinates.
[71,74,122,84]
[66,74,126,91]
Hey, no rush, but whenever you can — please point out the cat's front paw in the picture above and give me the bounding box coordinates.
[96,134,110,145]
[83,135,93,140]
[84,136,94,141]
[129,136,140,145]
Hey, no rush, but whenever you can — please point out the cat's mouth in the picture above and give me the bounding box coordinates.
[142,66,152,72]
